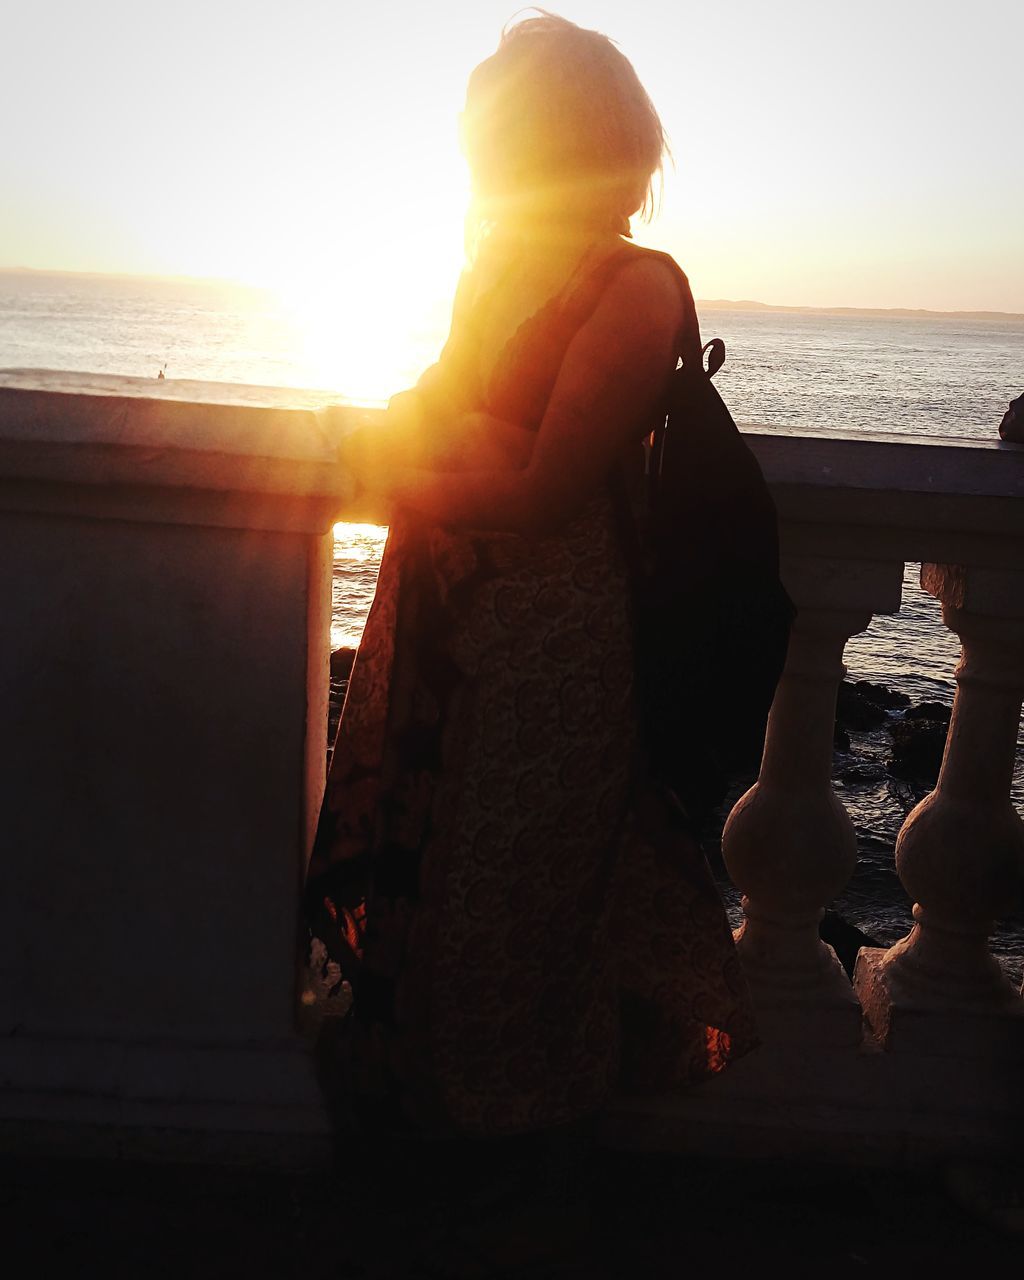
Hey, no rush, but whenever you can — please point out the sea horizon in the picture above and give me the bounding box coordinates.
[3,265,1022,324]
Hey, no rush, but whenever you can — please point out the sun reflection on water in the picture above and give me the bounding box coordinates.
[331,521,388,650]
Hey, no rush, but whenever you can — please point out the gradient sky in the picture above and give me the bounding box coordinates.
[4,0,1022,316]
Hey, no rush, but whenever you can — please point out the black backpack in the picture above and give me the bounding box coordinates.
[611,256,796,824]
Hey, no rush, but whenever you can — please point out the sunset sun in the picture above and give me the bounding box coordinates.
[271,157,470,403]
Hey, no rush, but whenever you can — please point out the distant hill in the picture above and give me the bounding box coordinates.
[696,298,1024,322]
[2,266,1021,320]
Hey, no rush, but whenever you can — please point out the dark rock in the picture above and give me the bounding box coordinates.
[905,700,952,724]
[836,679,911,734]
[820,909,882,979]
[999,391,1023,441]
[853,679,910,709]
[330,646,357,678]
[888,718,949,785]
[834,724,851,752]
[836,682,888,731]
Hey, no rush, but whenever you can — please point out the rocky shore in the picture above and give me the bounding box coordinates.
[834,678,951,788]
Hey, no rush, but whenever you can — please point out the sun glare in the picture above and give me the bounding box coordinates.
[277,271,406,404]
[332,522,388,553]
[267,151,472,404]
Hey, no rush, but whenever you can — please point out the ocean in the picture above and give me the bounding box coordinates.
[2,268,1022,977]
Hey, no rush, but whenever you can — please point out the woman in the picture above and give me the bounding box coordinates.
[307,12,756,1140]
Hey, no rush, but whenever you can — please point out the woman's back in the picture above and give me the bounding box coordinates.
[306,12,757,1140]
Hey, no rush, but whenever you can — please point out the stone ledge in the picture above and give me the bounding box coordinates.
[0,370,375,508]
[0,1114,335,1169]
[0,1032,327,1110]
[600,1035,1021,1165]
[854,947,1024,1059]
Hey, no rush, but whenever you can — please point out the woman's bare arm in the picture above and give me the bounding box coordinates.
[401,268,481,424]
[337,261,489,479]
[353,258,683,532]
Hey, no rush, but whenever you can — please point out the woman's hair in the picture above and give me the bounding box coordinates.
[462,11,667,234]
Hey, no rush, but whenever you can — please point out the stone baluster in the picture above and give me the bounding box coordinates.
[722,556,904,1046]
[855,565,1024,1054]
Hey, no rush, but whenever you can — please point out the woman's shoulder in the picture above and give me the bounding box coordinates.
[577,242,689,337]
[607,241,689,295]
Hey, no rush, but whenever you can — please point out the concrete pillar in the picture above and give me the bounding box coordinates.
[0,373,350,1143]
[855,565,1024,1056]
[723,555,904,1046]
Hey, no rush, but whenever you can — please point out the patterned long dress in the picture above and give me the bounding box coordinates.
[305,243,756,1137]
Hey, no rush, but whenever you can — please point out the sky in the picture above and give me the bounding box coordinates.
[3,0,1023,322]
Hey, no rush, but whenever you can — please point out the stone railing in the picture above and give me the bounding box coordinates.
[1,371,1021,1162]
[612,424,1024,1162]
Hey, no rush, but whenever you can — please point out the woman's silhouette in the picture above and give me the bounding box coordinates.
[307,12,755,1139]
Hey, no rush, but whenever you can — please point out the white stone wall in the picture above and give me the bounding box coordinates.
[0,371,357,1141]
